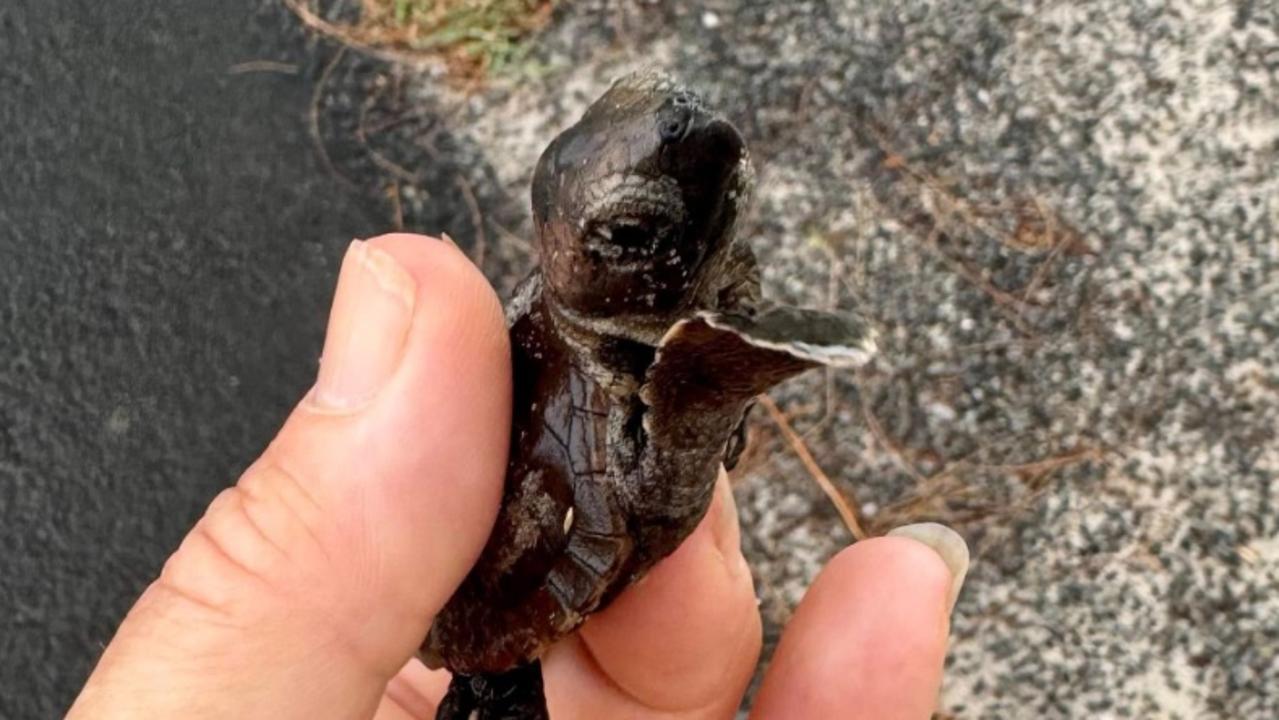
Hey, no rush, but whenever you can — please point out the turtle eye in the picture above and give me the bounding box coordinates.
[583,215,678,265]
[590,217,664,248]
[609,221,652,249]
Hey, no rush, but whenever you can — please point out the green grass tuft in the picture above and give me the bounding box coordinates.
[359,0,555,79]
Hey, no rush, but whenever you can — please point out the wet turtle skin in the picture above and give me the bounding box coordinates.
[422,70,876,719]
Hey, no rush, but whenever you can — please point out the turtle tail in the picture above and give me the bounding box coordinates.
[435,661,548,720]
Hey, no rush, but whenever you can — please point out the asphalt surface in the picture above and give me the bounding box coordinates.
[0,2,385,715]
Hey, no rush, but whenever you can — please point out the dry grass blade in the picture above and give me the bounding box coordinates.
[309,46,356,188]
[988,445,1107,486]
[759,394,868,541]
[227,60,299,75]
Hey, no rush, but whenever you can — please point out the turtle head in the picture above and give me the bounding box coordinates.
[531,70,754,319]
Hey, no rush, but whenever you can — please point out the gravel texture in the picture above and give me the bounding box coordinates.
[3,0,1275,718]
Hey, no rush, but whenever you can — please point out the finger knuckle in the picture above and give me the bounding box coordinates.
[157,463,337,618]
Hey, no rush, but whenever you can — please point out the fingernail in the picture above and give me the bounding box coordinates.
[440,232,458,248]
[887,522,969,614]
[309,240,417,411]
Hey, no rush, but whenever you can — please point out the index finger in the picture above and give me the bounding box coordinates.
[751,535,957,719]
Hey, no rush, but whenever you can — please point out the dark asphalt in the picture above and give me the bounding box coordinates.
[1,2,388,715]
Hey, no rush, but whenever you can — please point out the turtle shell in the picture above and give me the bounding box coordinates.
[421,276,638,674]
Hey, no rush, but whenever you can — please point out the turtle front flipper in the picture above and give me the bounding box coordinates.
[629,306,877,566]
[642,305,877,414]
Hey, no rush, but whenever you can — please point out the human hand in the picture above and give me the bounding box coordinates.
[70,233,968,719]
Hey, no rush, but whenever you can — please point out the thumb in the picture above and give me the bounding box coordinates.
[70,234,511,719]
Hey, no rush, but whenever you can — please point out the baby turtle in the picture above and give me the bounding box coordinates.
[422,70,877,719]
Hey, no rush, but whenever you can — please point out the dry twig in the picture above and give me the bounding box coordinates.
[486,217,534,259]
[356,77,423,183]
[867,444,1106,533]
[310,47,356,188]
[759,395,868,541]
[857,393,929,485]
[387,181,404,230]
[455,174,487,268]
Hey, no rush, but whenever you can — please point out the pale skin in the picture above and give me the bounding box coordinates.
[70,233,959,719]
